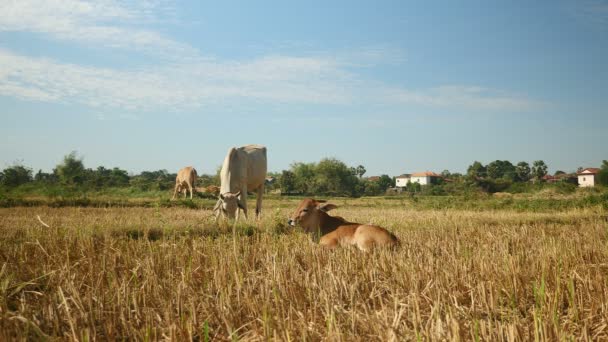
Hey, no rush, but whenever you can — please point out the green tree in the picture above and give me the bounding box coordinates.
[130,170,174,190]
[449,172,464,181]
[467,161,487,179]
[532,160,548,181]
[55,152,86,185]
[515,161,531,182]
[108,168,129,187]
[34,169,58,183]
[355,165,366,179]
[279,170,296,193]
[291,162,316,194]
[407,181,421,193]
[598,160,608,186]
[363,180,381,196]
[0,164,33,187]
[314,158,360,196]
[377,175,393,192]
[486,160,516,180]
[86,166,128,188]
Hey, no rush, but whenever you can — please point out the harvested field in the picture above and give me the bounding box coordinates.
[1,199,607,340]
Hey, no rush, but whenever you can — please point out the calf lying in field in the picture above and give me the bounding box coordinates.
[287,198,399,251]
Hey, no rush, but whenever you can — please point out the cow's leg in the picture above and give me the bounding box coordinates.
[172,183,179,200]
[238,188,248,221]
[255,184,264,219]
[319,234,339,249]
[213,199,222,222]
[188,182,194,199]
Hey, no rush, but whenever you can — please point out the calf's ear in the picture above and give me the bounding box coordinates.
[318,203,338,212]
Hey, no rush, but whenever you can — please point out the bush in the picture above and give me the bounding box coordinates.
[476,179,512,193]
[552,182,577,194]
[0,165,33,187]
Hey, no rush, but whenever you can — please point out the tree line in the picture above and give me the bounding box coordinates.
[0,152,178,191]
[278,158,393,197]
[1,152,607,197]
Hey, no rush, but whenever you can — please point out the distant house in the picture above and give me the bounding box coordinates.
[542,175,559,183]
[577,168,600,187]
[265,176,276,186]
[543,173,577,184]
[410,171,442,185]
[366,176,381,182]
[395,174,411,188]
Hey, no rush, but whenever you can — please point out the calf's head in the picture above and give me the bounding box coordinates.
[287,198,337,232]
[214,191,243,219]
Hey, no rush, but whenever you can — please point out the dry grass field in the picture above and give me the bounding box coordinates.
[1,198,607,340]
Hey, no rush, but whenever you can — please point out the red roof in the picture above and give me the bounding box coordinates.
[577,168,600,175]
[411,171,441,177]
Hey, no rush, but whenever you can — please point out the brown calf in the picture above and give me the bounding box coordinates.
[288,198,399,251]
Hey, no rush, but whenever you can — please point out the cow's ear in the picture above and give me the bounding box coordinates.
[237,201,245,210]
[318,203,337,212]
[220,193,225,200]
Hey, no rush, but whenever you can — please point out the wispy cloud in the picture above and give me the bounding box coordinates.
[0,0,192,59]
[0,0,543,113]
[0,48,542,112]
[568,0,608,28]
[0,49,354,110]
[384,85,544,112]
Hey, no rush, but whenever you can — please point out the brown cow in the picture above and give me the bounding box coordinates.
[172,166,198,200]
[288,198,399,251]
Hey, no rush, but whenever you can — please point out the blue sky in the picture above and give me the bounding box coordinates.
[1,0,606,176]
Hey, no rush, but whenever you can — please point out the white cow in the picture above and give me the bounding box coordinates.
[172,166,198,200]
[214,145,267,221]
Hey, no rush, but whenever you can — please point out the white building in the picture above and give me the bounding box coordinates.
[577,168,600,187]
[410,171,442,185]
[395,174,411,188]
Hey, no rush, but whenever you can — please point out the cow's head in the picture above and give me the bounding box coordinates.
[287,198,337,232]
[214,191,243,219]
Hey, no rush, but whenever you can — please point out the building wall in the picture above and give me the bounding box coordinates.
[578,174,596,187]
[396,178,410,187]
[410,176,430,185]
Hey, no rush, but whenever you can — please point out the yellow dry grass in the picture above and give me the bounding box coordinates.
[0,198,607,341]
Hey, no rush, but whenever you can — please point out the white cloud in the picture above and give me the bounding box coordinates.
[0,0,543,113]
[0,49,354,110]
[0,48,542,112]
[0,0,192,59]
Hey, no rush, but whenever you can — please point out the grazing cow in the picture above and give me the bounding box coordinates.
[214,145,267,221]
[288,198,399,251]
[172,166,198,200]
